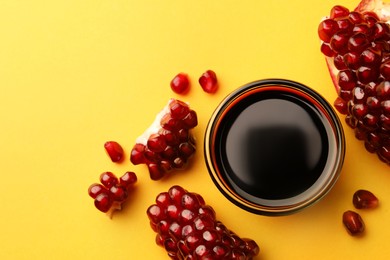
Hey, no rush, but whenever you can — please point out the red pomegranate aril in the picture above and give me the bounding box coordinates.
[120,171,137,187]
[147,134,167,153]
[104,141,124,163]
[170,100,190,119]
[357,66,379,84]
[94,193,113,213]
[330,32,349,54]
[199,70,218,93]
[342,210,365,236]
[380,61,390,79]
[330,5,349,19]
[373,22,390,40]
[88,183,106,199]
[147,186,259,259]
[130,143,146,165]
[360,48,382,67]
[319,19,338,43]
[353,189,379,209]
[348,33,368,52]
[349,11,364,24]
[334,97,348,114]
[109,185,128,202]
[344,52,360,70]
[171,73,190,94]
[100,171,119,188]
[338,70,357,90]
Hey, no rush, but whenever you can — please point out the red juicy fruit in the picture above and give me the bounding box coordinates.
[130,99,197,180]
[353,189,379,209]
[318,0,390,165]
[104,141,124,162]
[342,210,365,236]
[88,171,137,218]
[171,73,190,94]
[147,185,260,259]
[199,70,218,93]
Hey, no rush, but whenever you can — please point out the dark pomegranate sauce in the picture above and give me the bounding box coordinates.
[205,79,345,215]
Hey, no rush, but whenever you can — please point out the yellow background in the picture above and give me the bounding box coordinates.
[1,0,389,259]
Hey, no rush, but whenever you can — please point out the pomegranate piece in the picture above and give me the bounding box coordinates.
[104,141,124,162]
[353,189,379,209]
[147,185,260,259]
[171,73,190,94]
[199,70,218,93]
[318,0,390,165]
[88,171,137,218]
[342,210,365,236]
[130,99,197,180]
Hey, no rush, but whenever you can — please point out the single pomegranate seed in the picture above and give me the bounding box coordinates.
[104,141,124,162]
[95,193,112,213]
[199,70,218,93]
[88,183,106,199]
[147,186,259,259]
[330,5,349,19]
[334,97,348,114]
[342,210,365,236]
[120,171,137,187]
[100,171,118,188]
[319,19,338,43]
[88,171,137,217]
[130,99,198,180]
[170,73,190,94]
[353,189,379,209]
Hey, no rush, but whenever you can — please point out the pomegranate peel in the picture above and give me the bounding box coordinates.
[318,0,390,165]
[130,99,197,180]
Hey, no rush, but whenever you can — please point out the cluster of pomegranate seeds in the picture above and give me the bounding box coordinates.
[147,185,260,259]
[130,99,197,180]
[199,70,218,93]
[318,2,390,165]
[104,141,124,162]
[353,189,379,209]
[88,171,137,217]
[171,73,190,94]
[343,210,365,236]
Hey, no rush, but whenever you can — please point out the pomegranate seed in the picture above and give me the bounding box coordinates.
[342,210,365,236]
[147,186,260,259]
[88,183,105,199]
[353,189,379,209]
[88,171,137,217]
[120,171,137,187]
[330,5,349,19]
[199,70,218,93]
[318,2,390,166]
[104,141,124,162]
[170,73,190,94]
[95,193,113,213]
[130,99,198,180]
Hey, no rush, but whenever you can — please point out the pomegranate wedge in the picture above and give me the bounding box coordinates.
[130,99,197,180]
[318,0,390,165]
[147,185,260,259]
